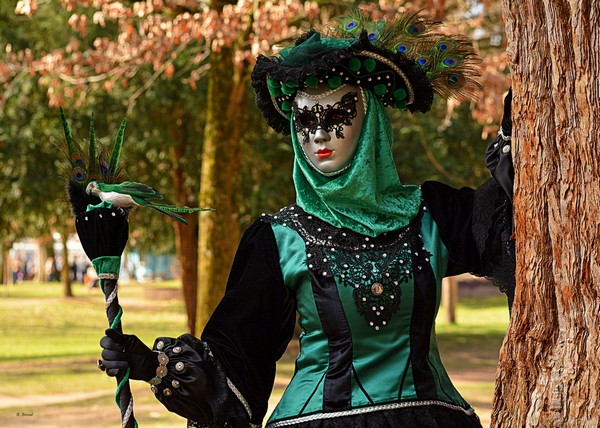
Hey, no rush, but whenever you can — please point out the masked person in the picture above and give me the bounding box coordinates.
[98,12,514,428]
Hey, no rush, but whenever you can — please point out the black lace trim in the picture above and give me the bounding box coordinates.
[472,178,515,305]
[261,205,431,330]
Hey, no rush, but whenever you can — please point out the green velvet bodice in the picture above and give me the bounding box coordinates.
[264,205,472,426]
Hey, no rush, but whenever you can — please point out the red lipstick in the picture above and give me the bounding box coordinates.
[316,148,333,158]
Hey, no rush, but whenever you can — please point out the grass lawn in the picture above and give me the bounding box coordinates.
[0,281,509,427]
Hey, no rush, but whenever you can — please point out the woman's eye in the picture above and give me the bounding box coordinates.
[298,113,317,127]
[324,109,346,125]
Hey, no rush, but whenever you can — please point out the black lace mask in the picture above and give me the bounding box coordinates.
[293,92,359,144]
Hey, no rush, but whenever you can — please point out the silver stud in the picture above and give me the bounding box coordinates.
[99,214,102,218]
[150,385,158,394]
[382,321,387,325]
[85,216,88,221]
[111,212,116,217]
[502,145,511,154]
[175,362,185,372]
[156,341,165,350]
[362,297,367,302]
[172,380,180,388]
[173,346,182,354]
[163,388,172,396]
[375,326,380,330]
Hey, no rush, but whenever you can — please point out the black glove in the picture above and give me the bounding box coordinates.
[486,88,514,200]
[100,329,157,381]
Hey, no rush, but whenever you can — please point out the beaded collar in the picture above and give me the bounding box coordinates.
[261,204,432,330]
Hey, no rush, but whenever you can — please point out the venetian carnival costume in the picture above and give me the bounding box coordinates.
[96,12,515,428]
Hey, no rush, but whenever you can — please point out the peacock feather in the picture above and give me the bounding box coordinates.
[60,109,128,216]
[328,10,481,102]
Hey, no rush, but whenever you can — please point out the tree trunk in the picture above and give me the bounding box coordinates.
[60,229,73,297]
[2,247,10,286]
[492,2,600,427]
[171,141,200,336]
[195,45,248,332]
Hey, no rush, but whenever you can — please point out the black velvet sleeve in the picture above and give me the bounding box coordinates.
[421,179,515,306]
[201,219,297,425]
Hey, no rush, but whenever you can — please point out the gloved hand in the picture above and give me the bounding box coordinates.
[99,329,157,382]
[485,88,514,200]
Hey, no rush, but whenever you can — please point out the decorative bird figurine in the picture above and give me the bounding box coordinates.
[86,180,210,224]
[60,108,212,223]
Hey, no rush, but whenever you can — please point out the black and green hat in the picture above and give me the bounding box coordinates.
[251,11,482,135]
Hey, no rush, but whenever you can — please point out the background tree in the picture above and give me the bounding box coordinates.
[492,2,599,426]
[2,0,511,333]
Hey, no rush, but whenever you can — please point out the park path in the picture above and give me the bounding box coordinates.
[0,366,496,427]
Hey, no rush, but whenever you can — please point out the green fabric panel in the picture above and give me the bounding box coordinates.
[92,256,121,275]
[339,273,416,405]
[291,90,422,237]
[420,210,469,407]
[268,224,328,422]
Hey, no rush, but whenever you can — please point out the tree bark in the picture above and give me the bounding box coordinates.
[171,141,200,336]
[492,2,600,427]
[195,45,248,332]
[60,229,73,297]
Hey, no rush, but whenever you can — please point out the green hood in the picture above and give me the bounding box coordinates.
[291,89,421,237]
